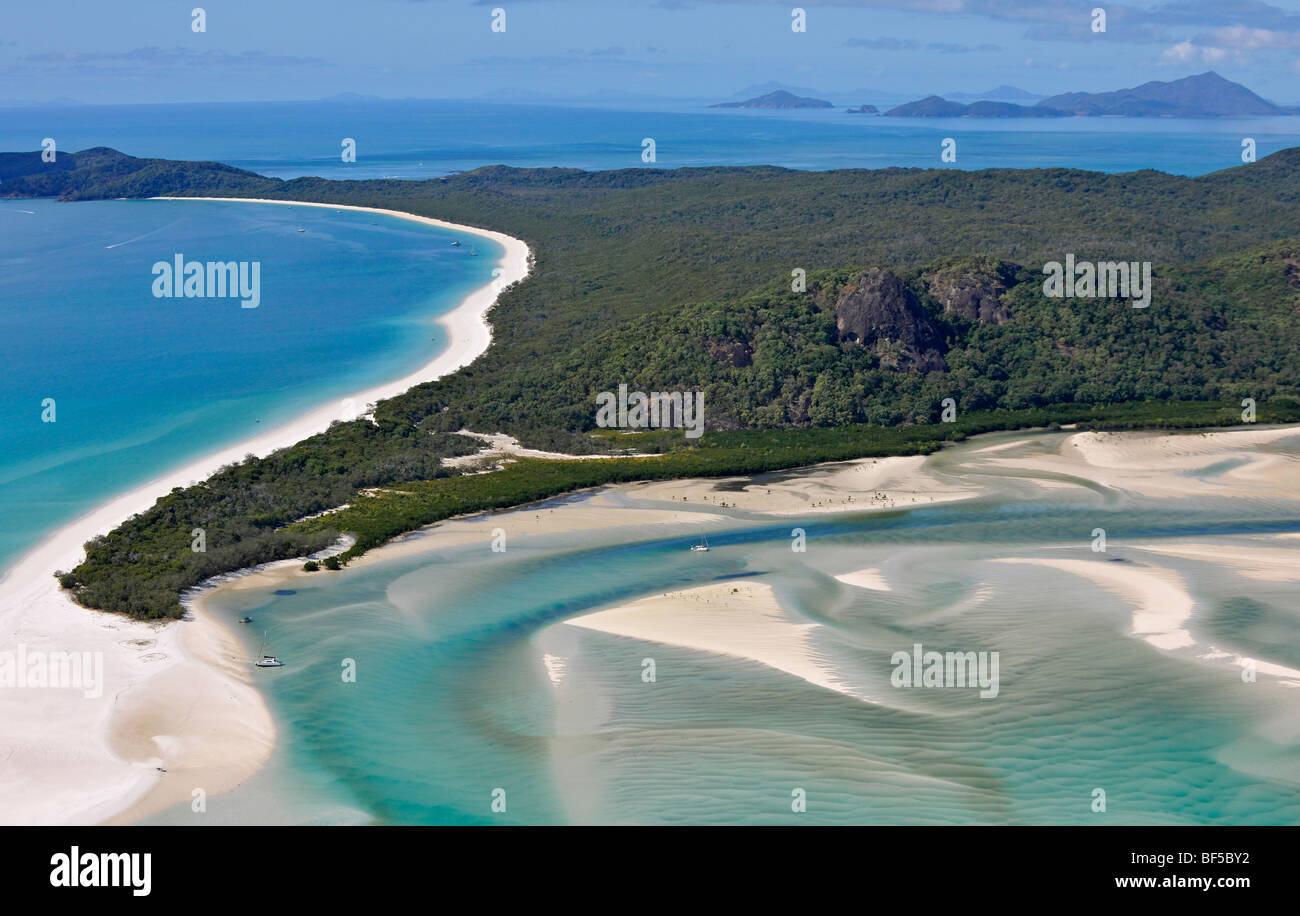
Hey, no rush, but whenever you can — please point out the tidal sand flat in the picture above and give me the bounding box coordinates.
[566,580,875,702]
[171,426,1300,825]
[0,200,529,825]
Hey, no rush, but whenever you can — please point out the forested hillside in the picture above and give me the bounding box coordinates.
[6,146,1299,616]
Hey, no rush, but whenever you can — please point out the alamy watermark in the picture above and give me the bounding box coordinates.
[152,254,261,309]
[0,644,103,698]
[595,383,704,439]
[50,846,150,896]
[891,642,1000,698]
[1043,254,1151,308]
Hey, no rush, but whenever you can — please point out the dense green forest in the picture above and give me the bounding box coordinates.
[58,400,1300,618]
[6,146,1299,617]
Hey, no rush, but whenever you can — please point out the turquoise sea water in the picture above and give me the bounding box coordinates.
[168,430,1300,825]
[3,99,1299,179]
[0,198,500,573]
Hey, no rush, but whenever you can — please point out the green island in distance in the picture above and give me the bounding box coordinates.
[3,146,1299,619]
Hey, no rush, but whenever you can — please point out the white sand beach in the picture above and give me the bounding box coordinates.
[565,581,876,702]
[615,453,982,515]
[188,422,1300,698]
[1131,541,1300,582]
[992,557,1197,650]
[992,549,1300,683]
[0,199,530,825]
[834,568,892,591]
[986,426,1300,500]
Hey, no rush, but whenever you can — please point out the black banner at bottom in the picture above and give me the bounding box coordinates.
[2,825,1286,902]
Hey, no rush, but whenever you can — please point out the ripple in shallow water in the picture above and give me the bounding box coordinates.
[179,432,1300,825]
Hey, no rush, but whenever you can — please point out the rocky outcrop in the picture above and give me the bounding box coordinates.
[706,338,753,367]
[833,268,946,371]
[1284,258,1300,290]
[923,257,1020,324]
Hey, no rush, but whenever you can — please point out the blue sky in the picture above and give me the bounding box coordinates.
[4,0,1300,104]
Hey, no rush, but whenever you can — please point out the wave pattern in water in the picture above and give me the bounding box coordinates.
[181,431,1300,825]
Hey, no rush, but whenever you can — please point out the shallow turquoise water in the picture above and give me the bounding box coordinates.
[0,198,500,572]
[179,431,1300,825]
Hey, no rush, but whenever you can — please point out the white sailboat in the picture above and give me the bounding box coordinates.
[255,631,284,668]
[690,534,710,552]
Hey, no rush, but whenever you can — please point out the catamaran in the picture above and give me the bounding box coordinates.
[690,534,710,552]
[255,632,284,668]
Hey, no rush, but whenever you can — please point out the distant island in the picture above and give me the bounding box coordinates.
[886,97,1067,118]
[947,85,1042,101]
[885,72,1297,119]
[712,90,833,109]
[711,72,1295,118]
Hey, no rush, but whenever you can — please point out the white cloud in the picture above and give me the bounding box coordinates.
[1198,26,1300,50]
[23,47,326,68]
[1160,40,1229,64]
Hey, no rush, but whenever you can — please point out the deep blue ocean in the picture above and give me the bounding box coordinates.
[3,98,1299,179]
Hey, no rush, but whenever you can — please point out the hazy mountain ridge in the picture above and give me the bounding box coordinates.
[886,72,1296,119]
[947,85,1042,101]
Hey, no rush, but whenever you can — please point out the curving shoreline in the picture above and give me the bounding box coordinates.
[0,199,531,825]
